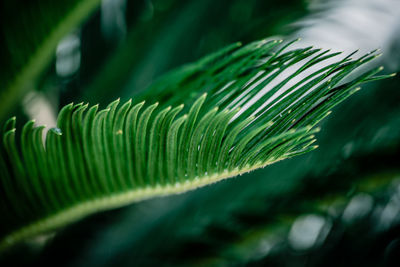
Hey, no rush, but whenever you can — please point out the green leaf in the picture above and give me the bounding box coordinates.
[0,39,387,251]
[0,0,101,119]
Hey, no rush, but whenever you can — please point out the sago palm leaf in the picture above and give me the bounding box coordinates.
[0,39,390,251]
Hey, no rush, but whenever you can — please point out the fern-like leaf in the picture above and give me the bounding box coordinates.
[0,39,389,251]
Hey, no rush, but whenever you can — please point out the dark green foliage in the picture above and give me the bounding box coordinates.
[0,38,390,251]
[0,0,101,119]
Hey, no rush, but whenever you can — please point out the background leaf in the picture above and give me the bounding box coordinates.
[0,0,101,120]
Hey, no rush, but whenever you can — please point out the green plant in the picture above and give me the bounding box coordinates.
[0,0,101,120]
[3,1,400,266]
[0,37,390,251]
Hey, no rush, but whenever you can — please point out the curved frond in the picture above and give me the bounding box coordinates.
[0,39,390,251]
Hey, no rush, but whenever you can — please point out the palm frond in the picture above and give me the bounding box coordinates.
[0,39,389,251]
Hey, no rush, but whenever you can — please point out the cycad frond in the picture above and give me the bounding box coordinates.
[0,39,389,251]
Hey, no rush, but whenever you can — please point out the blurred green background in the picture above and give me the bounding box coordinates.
[1,0,400,266]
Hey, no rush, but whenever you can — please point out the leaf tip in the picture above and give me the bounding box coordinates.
[75,102,84,108]
[373,53,383,60]
[50,127,62,136]
[368,48,380,55]
[305,125,313,131]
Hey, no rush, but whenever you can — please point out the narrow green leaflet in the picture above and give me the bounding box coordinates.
[0,39,390,251]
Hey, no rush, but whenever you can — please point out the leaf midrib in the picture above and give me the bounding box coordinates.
[0,161,275,252]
